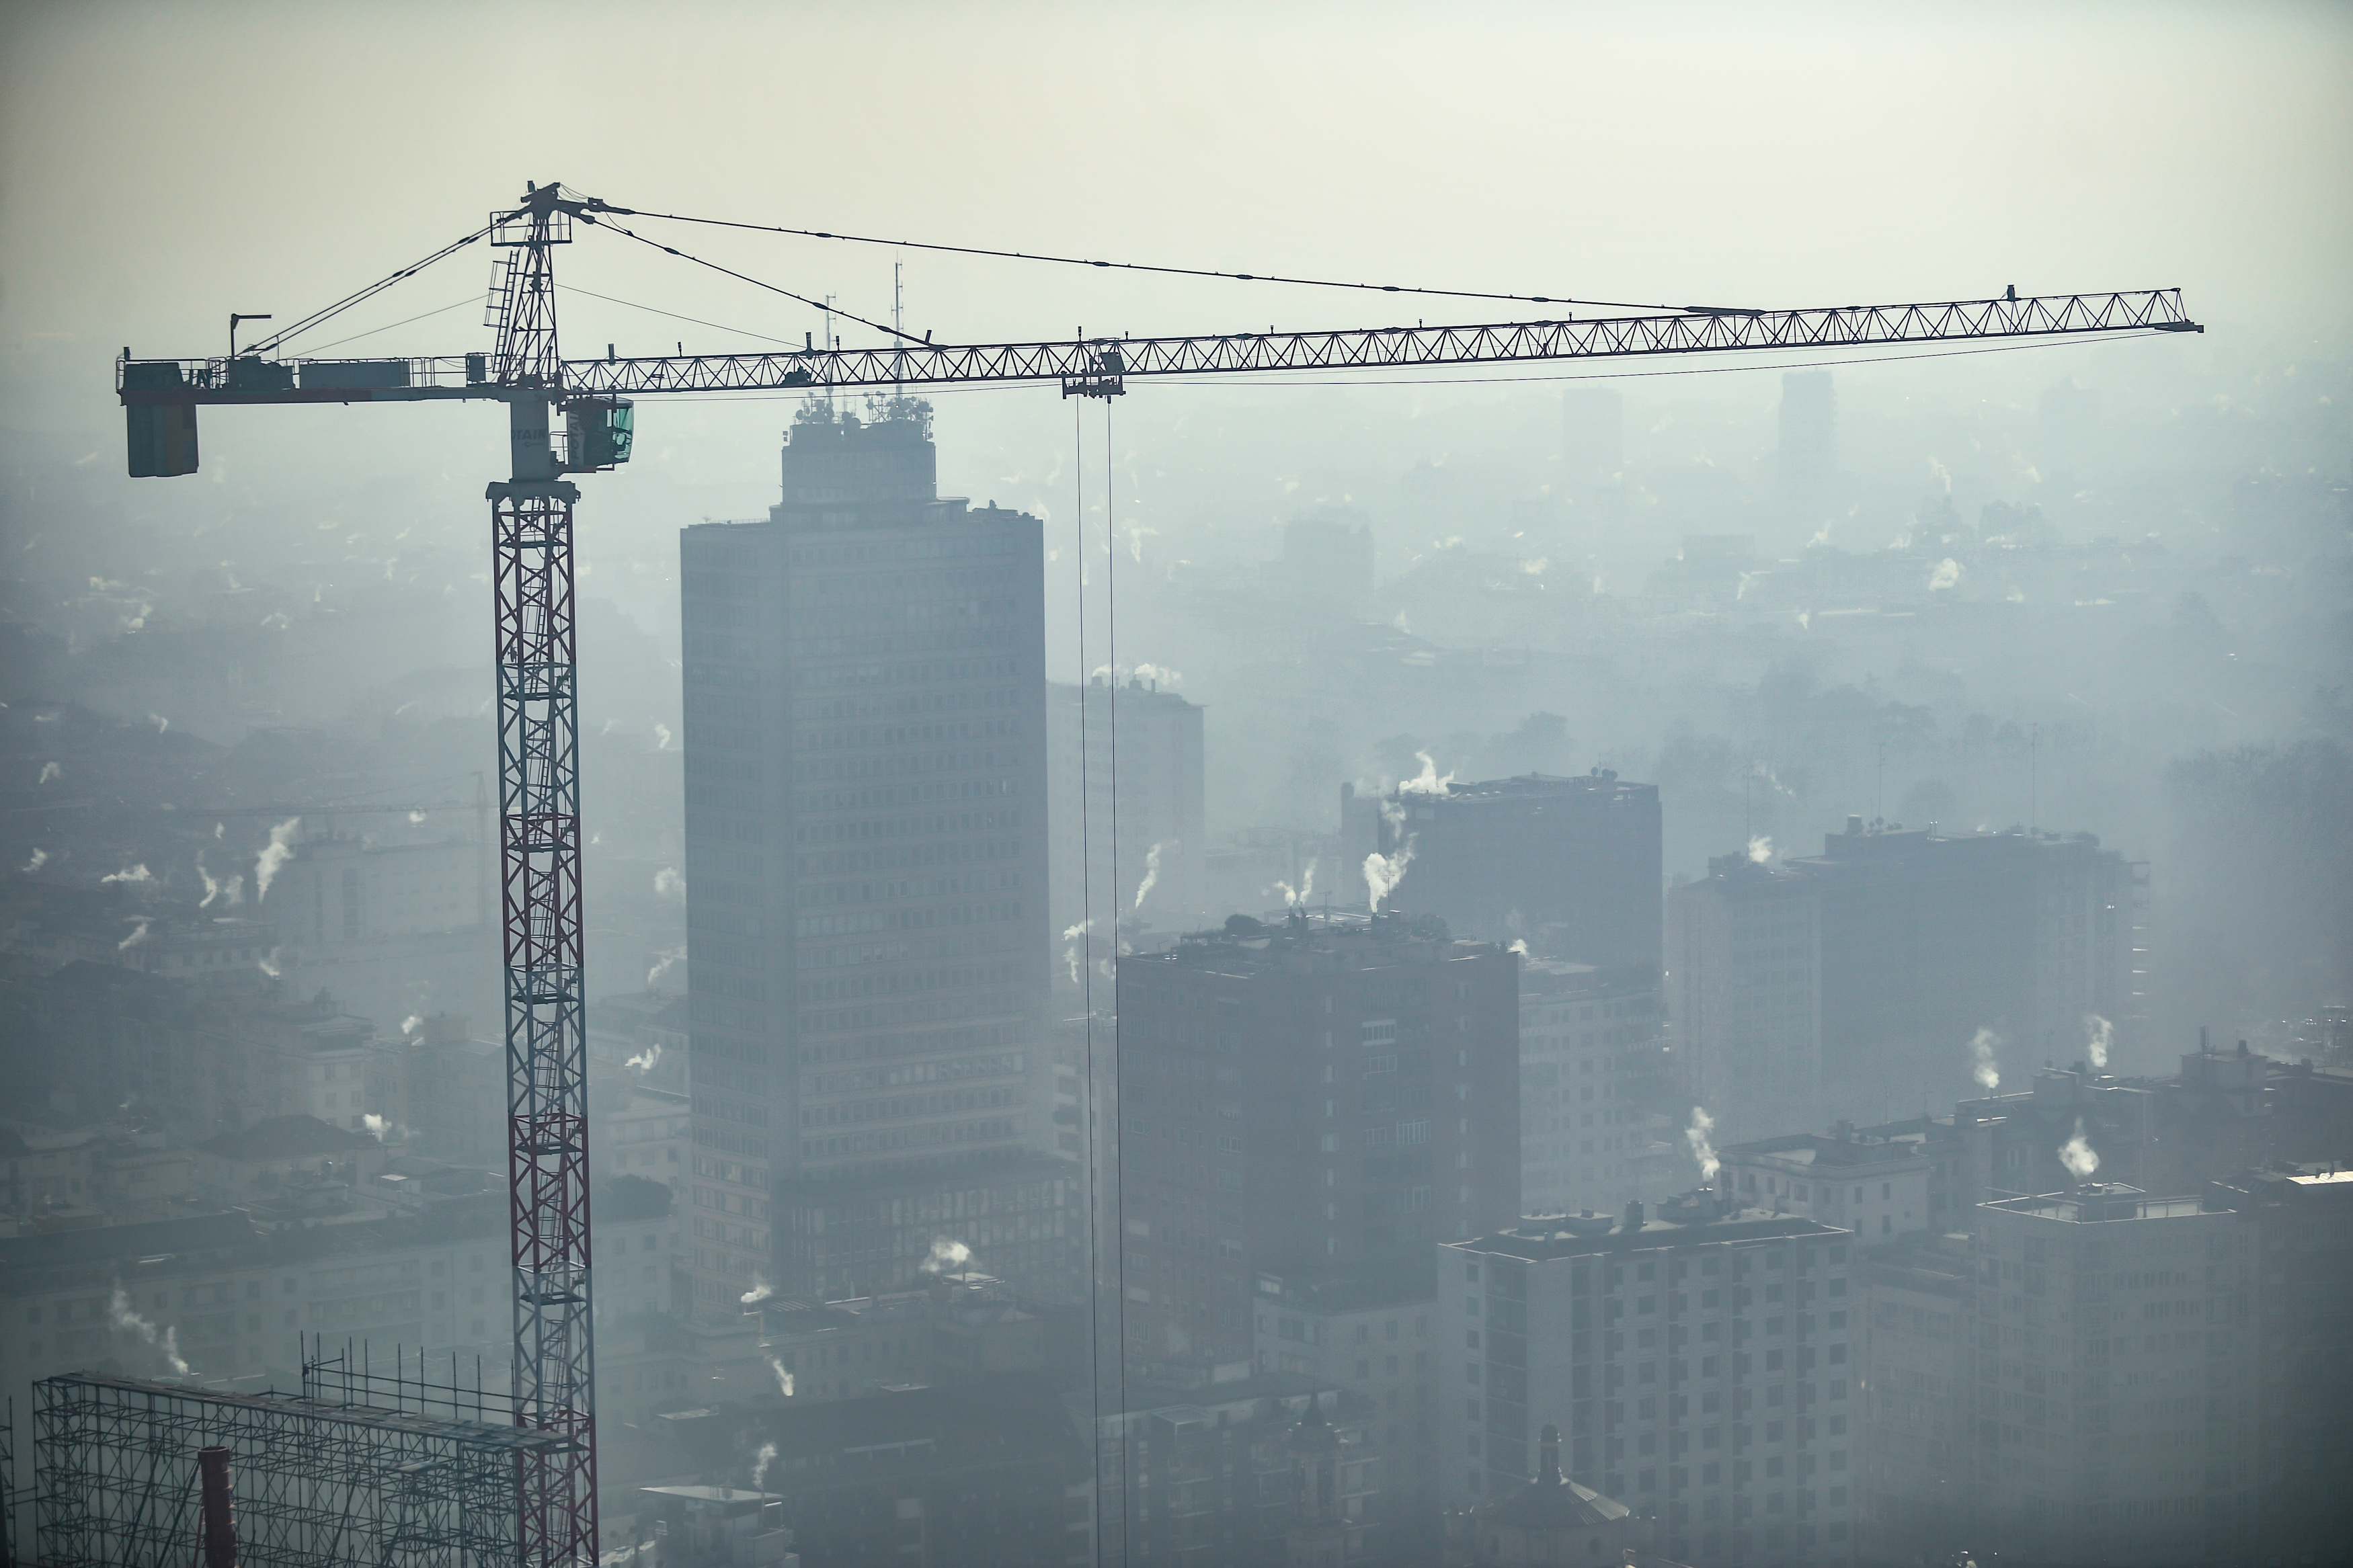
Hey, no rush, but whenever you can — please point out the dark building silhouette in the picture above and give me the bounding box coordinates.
[1345,772,1661,971]
[2204,1165,2353,1562]
[1114,911,1519,1386]
[655,1372,1092,1567]
[678,399,1053,1319]
[1669,825,2132,1141]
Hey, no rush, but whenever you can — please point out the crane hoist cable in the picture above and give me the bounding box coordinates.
[586,212,927,345]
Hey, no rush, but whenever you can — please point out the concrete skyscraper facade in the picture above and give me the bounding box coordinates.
[1113,911,1520,1385]
[678,399,1055,1317]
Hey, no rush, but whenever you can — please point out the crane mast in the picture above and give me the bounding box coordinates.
[488,183,598,1568]
[110,179,2202,1567]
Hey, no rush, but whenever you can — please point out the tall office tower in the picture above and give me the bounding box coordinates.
[1045,675,1206,952]
[1967,1184,2251,1567]
[1440,1202,1858,1567]
[1113,911,1519,1386]
[1560,387,1624,493]
[1665,853,1824,1145]
[1776,370,1836,518]
[1357,772,1662,970]
[1519,958,1681,1216]
[2203,1166,2353,1561]
[678,399,1054,1319]
[1795,825,2132,1125]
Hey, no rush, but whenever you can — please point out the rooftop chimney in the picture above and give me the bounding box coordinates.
[1623,1200,1645,1231]
[1538,1423,1563,1485]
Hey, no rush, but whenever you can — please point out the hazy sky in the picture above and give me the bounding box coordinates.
[5,2,2348,372]
[1,1,2346,573]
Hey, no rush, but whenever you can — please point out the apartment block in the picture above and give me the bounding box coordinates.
[1441,1202,1858,1568]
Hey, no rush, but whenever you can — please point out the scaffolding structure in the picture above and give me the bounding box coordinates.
[32,1370,563,1567]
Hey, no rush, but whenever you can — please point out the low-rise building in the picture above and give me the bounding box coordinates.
[1716,1116,1960,1247]
[1253,1266,1439,1550]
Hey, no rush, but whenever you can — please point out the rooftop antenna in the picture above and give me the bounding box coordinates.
[892,259,905,400]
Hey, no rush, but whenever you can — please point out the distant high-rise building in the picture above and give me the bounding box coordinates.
[1046,675,1206,953]
[1666,854,1823,1145]
[1440,1201,1858,1567]
[678,399,1053,1319]
[1519,958,1681,1216]
[1966,1184,2251,1567]
[1669,825,2134,1140]
[1560,388,1624,493]
[1776,370,1836,518]
[1113,911,1519,1385]
[1353,772,1662,971]
[2202,1165,2353,1561]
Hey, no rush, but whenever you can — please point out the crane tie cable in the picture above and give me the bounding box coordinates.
[582,200,1693,315]
[586,213,929,346]
[242,220,500,358]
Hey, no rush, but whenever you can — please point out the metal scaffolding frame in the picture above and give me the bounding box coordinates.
[31,1372,563,1567]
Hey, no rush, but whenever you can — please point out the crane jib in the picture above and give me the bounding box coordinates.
[117,289,2199,420]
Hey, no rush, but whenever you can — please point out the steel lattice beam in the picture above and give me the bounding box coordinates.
[491,182,597,1568]
[116,288,2200,409]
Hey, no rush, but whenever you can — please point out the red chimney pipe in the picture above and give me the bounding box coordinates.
[197,1446,238,1568]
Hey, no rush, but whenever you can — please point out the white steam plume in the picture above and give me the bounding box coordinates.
[2058,1118,2100,1181]
[647,946,686,988]
[653,723,673,751]
[197,855,243,909]
[1968,1027,2002,1092]
[22,848,46,873]
[1363,839,1414,911]
[1508,938,1529,956]
[1685,1106,1720,1184]
[149,712,169,735]
[2083,1014,2113,1071]
[361,1113,411,1143]
[257,946,282,978]
[752,1440,780,1486]
[118,919,152,952]
[625,1040,663,1072]
[1398,749,1454,796]
[919,1237,972,1275]
[38,761,61,784]
[765,1360,795,1399]
[254,817,301,899]
[740,1278,773,1306]
[109,1286,191,1376]
[1274,858,1319,908]
[653,866,685,901]
[1928,558,1962,591]
[1131,842,1164,912]
[401,1016,424,1036]
[1746,835,1773,865]
[101,864,151,884]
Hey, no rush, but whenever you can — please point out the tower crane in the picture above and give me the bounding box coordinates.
[114,177,2202,1566]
